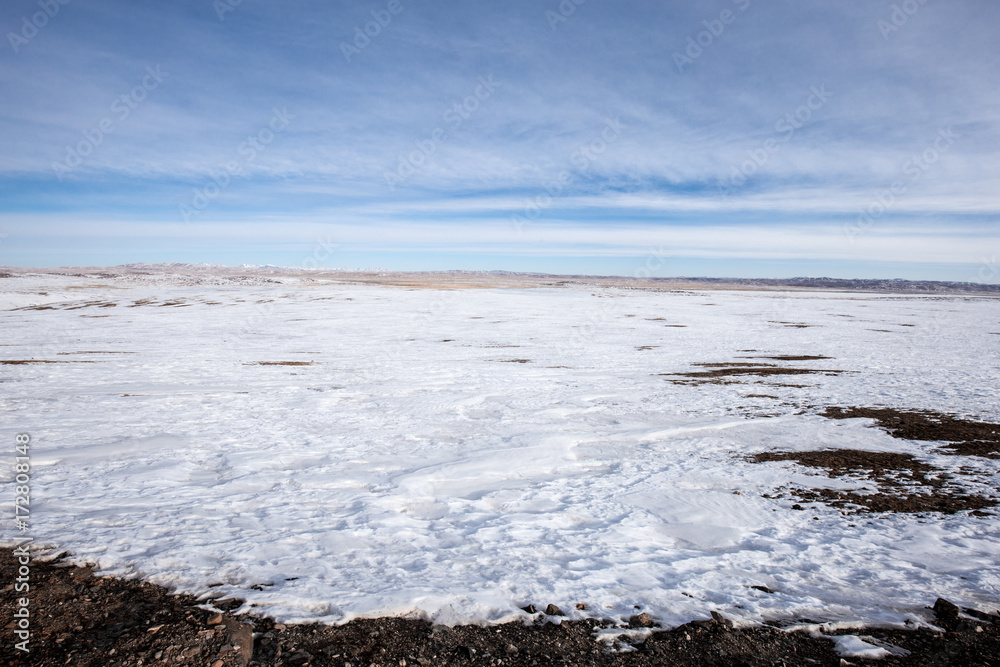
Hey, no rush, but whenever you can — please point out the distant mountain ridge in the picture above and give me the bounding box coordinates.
[1,264,998,294]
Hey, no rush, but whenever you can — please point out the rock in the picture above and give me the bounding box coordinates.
[545,604,564,616]
[506,643,518,654]
[791,504,804,510]
[211,660,224,667]
[521,604,537,614]
[456,646,476,659]
[629,613,654,628]
[575,603,586,610]
[933,598,961,623]
[153,651,162,659]
[288,650,312,664]
[711,611,734,628]
[206,613,224,626]
[223,616,255,665]
[215,597,245,612]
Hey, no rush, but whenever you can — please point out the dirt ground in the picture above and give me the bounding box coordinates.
[3,550,1000,667]
[750,406,1000,515]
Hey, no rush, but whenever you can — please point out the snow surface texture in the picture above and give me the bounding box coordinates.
[2,273,999,627]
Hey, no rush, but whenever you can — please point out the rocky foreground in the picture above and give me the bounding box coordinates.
[2,551,999,666]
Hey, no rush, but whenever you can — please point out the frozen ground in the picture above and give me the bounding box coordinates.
[1,271,999,628]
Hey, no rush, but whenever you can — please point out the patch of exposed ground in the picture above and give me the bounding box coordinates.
[660,359,844,386]
[0,360,99,365]
[823,407,1000,458]
[751,449,997,515]
[56,351,137,355]
[245,361,315,367]
[4,551,1000,667]
[768,321,815,328]
[497,359,531,364]
[753,355,833,361]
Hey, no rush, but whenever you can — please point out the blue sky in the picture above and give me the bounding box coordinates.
[1,0,997,281]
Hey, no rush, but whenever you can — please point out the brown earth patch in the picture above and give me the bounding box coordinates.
[751,449,997,515]
[769,321,815,328]
[822,407,1000,458]
[661,362,844,386]
[0,360,98,365]
[3,552,1000,666]
[57,351,137,355]
[755,355,833,361]
[246,361,315,367]
[497,359,531,364]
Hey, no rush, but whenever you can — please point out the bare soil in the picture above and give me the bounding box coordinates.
[247,362,316,367]
[748,407,1000,515]
[3,551,1000,667]
[822,407,1000,458]
[660,362,844,386]
[751,449,997,514]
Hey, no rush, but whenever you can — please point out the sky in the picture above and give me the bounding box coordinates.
[0,0,997,281]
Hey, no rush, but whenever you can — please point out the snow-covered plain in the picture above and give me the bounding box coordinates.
[2,272,999,628]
